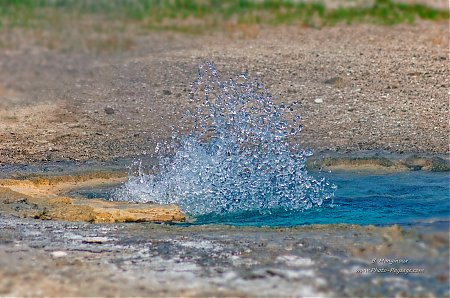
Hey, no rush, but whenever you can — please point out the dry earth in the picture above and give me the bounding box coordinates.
[0,21,448,165]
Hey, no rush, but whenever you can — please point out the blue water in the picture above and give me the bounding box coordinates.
[73,170,449,227]
[190,171,449,227]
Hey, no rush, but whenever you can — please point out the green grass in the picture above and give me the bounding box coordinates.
[1,0,448,27]
[0,0,447,51]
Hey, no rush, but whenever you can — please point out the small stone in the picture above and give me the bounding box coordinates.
[277,255,315,266]
[324,77,345,88]
[104,107,115,115]
[314,97,323,104]
[162,89,171,95]
[324,77,338,84]
[82,237,110,244]
[51,251,68,258]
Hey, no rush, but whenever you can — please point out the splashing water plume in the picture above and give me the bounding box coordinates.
[114,63,335,216]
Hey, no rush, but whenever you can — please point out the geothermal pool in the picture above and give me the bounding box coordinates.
[70,170,449,227]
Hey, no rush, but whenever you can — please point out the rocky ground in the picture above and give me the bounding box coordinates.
[0,21,448,165]
[0,212,448,297]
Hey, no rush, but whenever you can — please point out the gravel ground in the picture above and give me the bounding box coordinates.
[0,213,448,297]
[0,21,448,165]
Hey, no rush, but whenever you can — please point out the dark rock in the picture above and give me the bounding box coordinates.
[404,155,425,171]
[104,107,115,115]
[429,157,449,172]
[408,165,422,171]
[162,90,172,95]
[324,77,346,88]
[404,156,449,172]
[324,77,343,85]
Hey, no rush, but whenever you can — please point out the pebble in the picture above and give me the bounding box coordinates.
[104,107,115,115]
[82,237,110,244]
[277,255,315,266]
[314,97,324,104]
[51,251,68,258]
[324,77,341,85]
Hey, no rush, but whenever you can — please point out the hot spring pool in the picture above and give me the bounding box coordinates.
[71,170,449,228]
[193,171,449,227]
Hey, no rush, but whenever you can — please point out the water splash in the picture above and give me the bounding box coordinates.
[113,62,336,215]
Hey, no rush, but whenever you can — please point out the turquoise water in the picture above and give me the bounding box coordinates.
[73,170,449,227]
[190,171,449,227]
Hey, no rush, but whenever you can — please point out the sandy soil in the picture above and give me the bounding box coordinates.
[0,21,448,165]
